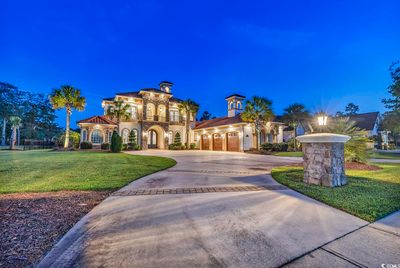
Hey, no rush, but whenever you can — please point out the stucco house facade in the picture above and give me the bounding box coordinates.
[77,82,284,151]
[78,81,191,150]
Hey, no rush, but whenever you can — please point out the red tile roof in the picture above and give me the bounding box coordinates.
[194,114,245,129]
[77,116,117,125]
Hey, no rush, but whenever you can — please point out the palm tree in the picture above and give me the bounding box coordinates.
[282,103,310,150]
[241,96,274,150]
[178,99,199,148]
[50,85,86,148]
[9,116,22,150]
[106,100,131,133]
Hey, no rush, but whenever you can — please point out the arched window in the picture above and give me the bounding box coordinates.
[168,131,173,144]
[82,130,87,141]
[91,130,103,144]
[158,104,166,121]
[122,129,130,144]
[237,102,241,109]
[230,102,235,109]
[146,103,156,120]
[108,131,113,143]
[130,106,138,119]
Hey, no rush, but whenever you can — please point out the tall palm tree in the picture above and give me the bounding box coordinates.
[50,85,86,148]
[282,103,310,150]
[9,116,22,150]
[106,100,131,133]
[241,96,274,150]
[178,99,199,148]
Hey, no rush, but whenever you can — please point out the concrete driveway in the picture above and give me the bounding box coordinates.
[39,150,369,268]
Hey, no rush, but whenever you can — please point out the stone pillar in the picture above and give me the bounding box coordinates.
[296,133,350,187]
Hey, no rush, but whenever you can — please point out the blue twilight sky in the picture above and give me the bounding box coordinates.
[1,0,399,128]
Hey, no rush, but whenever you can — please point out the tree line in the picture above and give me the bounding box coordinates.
[0,82,60,148]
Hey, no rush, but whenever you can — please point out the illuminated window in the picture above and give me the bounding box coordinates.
[91,130,103,144]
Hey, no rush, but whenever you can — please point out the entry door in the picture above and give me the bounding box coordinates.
[148,130,158,149]
[227,132,239,152]
[201,135,209,150]
[213,134,223,151]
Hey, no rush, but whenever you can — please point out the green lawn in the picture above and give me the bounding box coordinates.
[0,150,176,193]
[274,151,303,157]
[368,151,400,160]
[271,163,400,222]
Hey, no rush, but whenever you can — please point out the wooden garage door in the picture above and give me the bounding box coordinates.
[213,134,223,151]
[227,132,239,152]
[201,135,209,150]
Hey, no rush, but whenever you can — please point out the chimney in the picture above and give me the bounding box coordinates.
[159,81,173,93]
[225,94,245,117]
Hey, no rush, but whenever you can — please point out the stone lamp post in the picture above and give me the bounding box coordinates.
[296,133,351,187]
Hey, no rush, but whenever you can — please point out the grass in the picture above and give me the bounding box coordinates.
[368,151,400,160]
[0,150,176,194]
[271,163,400,222]
[274,151,303,157]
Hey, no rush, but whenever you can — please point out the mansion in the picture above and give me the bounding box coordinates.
[78,81,284,151]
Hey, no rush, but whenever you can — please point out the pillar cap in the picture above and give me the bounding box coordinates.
[296,133,351,143]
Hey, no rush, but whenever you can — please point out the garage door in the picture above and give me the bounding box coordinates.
[227,132,239,152]
[213,134,223,151]
[201,135,210,150]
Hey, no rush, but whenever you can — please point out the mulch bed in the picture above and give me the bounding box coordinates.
[290,162,382,170]
[0,191,111,268]
[345,162,383,170]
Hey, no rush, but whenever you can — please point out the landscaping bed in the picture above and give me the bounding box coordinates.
[0,191,111,267]
[0,150,176,266]
[271,163,400,222]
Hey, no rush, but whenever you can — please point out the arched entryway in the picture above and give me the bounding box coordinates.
[146,125,165,149]
[148,130,158,148]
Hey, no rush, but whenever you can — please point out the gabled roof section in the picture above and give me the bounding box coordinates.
[170,97,183,103]
[139,88,172,95]
[77,115,117,125]
[225,94,246,99]
[115,91,141,98]
[194,114,245,129]
[348,112,379,131]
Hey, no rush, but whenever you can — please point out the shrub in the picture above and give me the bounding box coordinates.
[261,143,274,151]
[122,143,129,150]
[261,142,288,152]
[80,141,92,149]
[58,131,80,148]
[168,142,183,150]
[101,143,110,150]
[344,137,368,163]
[110,131,123,153]
[190,143,196,149]
[174,133,181,143]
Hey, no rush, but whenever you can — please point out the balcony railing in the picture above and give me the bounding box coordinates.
[145,115,167,122]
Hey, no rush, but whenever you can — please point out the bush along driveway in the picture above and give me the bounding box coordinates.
[0,150,176,267]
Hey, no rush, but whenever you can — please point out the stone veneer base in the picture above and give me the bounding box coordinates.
[301,142,347,187]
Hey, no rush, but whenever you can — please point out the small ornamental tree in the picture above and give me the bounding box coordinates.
[128,129,137,149]
[110,131,122,153]
[174,132,181,144]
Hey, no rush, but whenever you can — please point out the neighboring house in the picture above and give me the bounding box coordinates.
[193,94,284,151]
[78,81,191,149]
[78,85,285,151]
[282,112,380,141]
[348,112,380,137]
